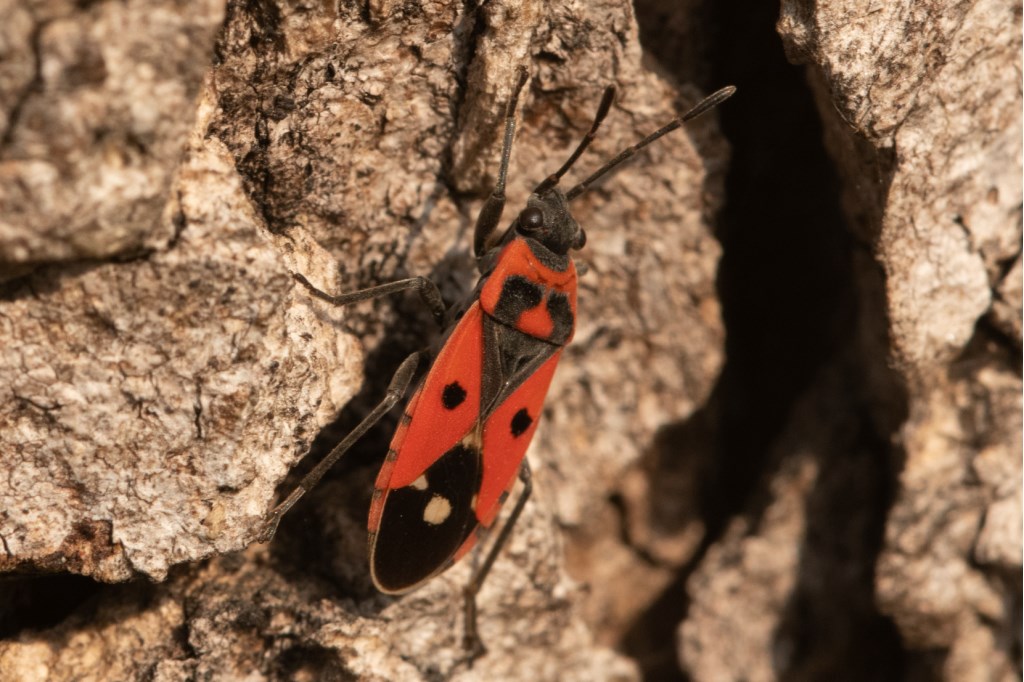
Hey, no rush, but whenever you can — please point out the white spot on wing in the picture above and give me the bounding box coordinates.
[461,425,483,450]
[411,474,428,490]
[423,495,452,525]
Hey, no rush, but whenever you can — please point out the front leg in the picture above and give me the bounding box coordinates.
[256,350,425,543]
[473,67,529,259]
[293,273,447,327]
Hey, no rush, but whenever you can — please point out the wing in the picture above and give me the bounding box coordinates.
[368,283,570,592]
[475,346,561,528]
[368,302,487,593]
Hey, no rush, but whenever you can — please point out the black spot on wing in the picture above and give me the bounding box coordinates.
[493,275,543,324]
[546,291,574,345]
[441,381,467,409]
[371,443,481,592]
[510,408,533,437]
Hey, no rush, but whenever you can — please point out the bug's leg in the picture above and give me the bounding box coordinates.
[293,273,447,327]
[462,460,534,660]
[256,350,424,543]
[473,66,529,259]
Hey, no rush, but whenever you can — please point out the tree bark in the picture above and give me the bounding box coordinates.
[0,0,1019,680]
[1,0,726,678]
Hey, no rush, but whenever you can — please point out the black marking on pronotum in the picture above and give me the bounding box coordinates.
[493,275,543,323]
[510,408,533,437]
[371,443,482,592]
[442,382,467,410]
[546,291,574,345]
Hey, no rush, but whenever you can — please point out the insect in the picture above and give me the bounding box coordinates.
[257,67,735,658]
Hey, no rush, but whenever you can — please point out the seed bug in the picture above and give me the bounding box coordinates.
[257,67,735,659]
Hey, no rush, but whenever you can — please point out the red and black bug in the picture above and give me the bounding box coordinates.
[257,67,734,657]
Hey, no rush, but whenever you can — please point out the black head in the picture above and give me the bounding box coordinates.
[512,189,586,255]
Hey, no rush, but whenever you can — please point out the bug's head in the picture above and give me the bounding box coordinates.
[513,189,586,255]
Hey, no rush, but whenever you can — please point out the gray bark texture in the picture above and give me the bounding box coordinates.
[0,0,1019,680]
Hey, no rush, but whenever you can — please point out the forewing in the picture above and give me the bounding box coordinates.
[475,350,562,528]
[381,303,485,488]
[368,303,486,592]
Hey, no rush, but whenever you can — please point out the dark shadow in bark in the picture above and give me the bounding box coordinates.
[0,574,105,638]
[621,1,907,680]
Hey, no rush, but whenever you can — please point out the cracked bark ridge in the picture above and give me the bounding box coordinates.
[0,115,364,581]
[207,0,467,313]
[0,546,639,681]
[678,351,904,681]
[779,0,1021,367]
[209,0,728,649]
[1,0,729,678]
[0,0,225,277]
[762,1,1023,679]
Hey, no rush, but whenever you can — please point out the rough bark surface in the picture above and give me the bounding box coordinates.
[1,0,726,678]
[1,0,1020,680]
[0,0,225,276]
[675,1,1021,681]
[777,1,1022,679]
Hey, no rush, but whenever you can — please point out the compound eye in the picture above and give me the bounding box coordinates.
[519,207,544,232]
[574,228,587,249]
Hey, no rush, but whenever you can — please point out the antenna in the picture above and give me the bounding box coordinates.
[533,86,616,195]
[565,85,736,201]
